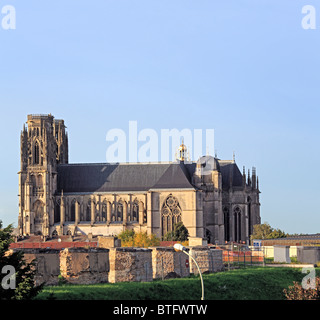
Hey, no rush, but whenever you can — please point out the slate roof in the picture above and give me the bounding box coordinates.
[218,161,244,189]
[57,159,245,194]
[57,162,195,193]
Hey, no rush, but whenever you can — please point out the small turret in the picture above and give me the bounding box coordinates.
[177,139,187,162]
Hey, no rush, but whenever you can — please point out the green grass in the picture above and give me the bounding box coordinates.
[35,267,316,300]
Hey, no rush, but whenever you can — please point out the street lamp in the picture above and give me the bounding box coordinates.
[173,243,204,300]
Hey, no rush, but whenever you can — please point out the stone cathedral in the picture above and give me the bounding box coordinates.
[18,114,261,245]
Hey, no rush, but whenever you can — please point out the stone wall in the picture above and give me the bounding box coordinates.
[150,247,190,279]
[189,246,224,274]
[13,248,60,286]
[210,249,224,272]
[11,246,224,286]
[98,236,121,248]
[108,248,153,283]
[59,248,109,284]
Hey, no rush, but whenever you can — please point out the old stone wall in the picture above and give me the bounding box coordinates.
[150,247,190,279]
[13,248,60,286]
[59,248,109,284]
[108,248,153,283]
[11,246,223,286]
[189,246,224,274]
[210,249,224,272]
[98,236,121,248]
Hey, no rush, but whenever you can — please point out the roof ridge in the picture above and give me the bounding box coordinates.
[58,161,186,167]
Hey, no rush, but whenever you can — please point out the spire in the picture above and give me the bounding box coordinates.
[233,151,235,163]
[252,167,256,189]
[242,166,246,187]
[247,169,251,186]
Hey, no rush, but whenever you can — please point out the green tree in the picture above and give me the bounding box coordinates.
[250,222,287,241]
[118,229,135,245]
[118,230,160,247]
[0,221,43,300]
[163,222,189,242]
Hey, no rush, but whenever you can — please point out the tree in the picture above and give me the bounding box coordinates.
[0,221,43,300]
[118,230,160,247]
[117,229,135,246]
[250,222,287,241]
[163,222,189,242]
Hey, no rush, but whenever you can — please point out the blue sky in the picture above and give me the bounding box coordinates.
[0,0,319,234]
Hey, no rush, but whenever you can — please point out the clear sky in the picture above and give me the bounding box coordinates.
[0,0,319,234]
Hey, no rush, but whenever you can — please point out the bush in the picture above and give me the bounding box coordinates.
[284,277,320,300]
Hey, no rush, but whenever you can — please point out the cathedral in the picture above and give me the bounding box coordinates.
[18,114,261,245]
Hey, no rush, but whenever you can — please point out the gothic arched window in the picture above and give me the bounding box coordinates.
[234,206,242,242]
[86,200,91,221]
[247,197,252,236]
[102,201,107,222]
[54,199,60,223]
[34,141,40,165]
[116,202,123,222]
[70,199,76,222]
[161,195,182,237]
[34,200,44,224]
[132,202,139,222]
[223,206,230,242]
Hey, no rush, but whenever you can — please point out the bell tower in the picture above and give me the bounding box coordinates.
[18,114,68,237]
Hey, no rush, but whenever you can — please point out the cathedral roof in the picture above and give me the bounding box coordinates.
[56,159,245,194]
[218,161,244,189]
[57,162,195,194]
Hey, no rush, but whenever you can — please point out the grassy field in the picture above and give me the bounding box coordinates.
[34,267,317,300]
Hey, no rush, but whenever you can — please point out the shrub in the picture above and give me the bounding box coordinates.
[284,277,320,300]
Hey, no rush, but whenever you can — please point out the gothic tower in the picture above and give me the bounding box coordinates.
[18,114,68,237]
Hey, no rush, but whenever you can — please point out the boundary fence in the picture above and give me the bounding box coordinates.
[216,243,265,270]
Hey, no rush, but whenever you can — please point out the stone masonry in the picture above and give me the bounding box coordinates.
[12,248,60,286]
[189,246,224,274]
[59,248,109,284]
[108,247,153,283]
[151,247,190,279]
[12,246,223,285]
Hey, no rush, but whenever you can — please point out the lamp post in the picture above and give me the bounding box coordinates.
[174,243,204,300]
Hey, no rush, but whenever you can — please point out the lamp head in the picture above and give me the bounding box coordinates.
[174,243,186,252]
